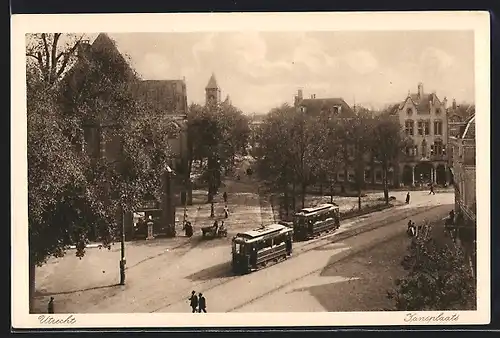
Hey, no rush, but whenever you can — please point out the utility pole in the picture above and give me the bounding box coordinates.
[119,205,126,285]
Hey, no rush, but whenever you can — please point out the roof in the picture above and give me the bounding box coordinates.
[461,114,475,139]
[130,79,187,114]
[399,92,441,114]
[299,204,338,214]
[206,73,219,90]
[298,97,355,118]
[235,223,288,240]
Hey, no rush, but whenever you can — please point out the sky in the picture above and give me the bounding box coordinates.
[93,31,474,114]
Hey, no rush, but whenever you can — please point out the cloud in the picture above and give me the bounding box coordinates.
[344,50,379,74]
[420,47,455,73]
[134,53,171,79]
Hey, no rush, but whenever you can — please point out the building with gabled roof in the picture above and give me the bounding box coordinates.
[61,33,191,239]
[293,89,355,119]
[393,82,450,188]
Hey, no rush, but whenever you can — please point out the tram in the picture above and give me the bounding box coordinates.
[293,203,340,241]
[231,223,293,274]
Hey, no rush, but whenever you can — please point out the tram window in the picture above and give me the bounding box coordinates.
[234,243,241,254]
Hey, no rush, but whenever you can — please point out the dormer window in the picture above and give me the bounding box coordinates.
[407,108,413,115]
[300,106,306,113]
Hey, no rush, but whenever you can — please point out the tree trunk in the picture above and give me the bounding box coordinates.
[383,168,389,205]
[292,181,296,213]
[29,255,35,313]
[301,182,307,209]
[330,183,334,204]
[358,188,362,210]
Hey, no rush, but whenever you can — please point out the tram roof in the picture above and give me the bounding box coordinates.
[297,203,338,214]
[235,223,290,240]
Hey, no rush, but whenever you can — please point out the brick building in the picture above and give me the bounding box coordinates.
[62,33,190,239]
[393,82,450,187]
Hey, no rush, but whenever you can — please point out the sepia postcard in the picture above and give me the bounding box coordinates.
[11,11,490,329]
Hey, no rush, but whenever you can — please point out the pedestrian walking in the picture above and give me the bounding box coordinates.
[198,293,207,313]
[224,205,229,219]
[223,191,228,203]
[47,297,54,314]
[210,202,215,218]
[405,192,410,204]
[429,184,435,195]
[189,291,198,313]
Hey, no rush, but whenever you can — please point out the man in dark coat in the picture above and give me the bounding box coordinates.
[405,192,410,204]
[198,293,207,313]
[48,297,54,314]
[223,191,228,203]
[189,291,198,313]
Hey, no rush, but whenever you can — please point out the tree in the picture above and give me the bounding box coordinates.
[387,225,476,311]
[316,118,343,203]
[338,116,374,210]
[26,33,86,88]
[187,101,250,200]
[253,104,297,215]
[27,33,177,309]
[371,114,409,204]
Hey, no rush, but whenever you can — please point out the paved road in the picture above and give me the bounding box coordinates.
[33,188,452,313]
[156,198,450,312]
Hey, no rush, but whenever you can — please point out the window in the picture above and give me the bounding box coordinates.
[434,120,443,136]
[435,108,441,115]
[433,140,445,156]
[421,140,428,157]
[375,171,382,182]
[338,172,345,181]
[300,106,306,113]
[424,120,430,135]
[407,108,413,115]
[417,121,424,136]
[348,172,355,182]
[333,106,339,115]
[364,169,371,181]
[405,120,414,136]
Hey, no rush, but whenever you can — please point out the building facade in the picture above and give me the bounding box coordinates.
[394,83,450,187]
[449,114,476,276]
[63,33,190,239]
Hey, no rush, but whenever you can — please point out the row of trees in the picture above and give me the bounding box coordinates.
[27,34,177,310]
[186,101,251,201]
[252,103,408,216]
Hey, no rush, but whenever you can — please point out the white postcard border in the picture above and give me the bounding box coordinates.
[11,11,491,328]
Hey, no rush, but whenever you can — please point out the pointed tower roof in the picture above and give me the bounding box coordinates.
[205,73,219,90]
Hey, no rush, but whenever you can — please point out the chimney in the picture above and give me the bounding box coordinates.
[418,82,424,98]
[443,97,448,109]
[452,98,457,110]
[298,89,303,101]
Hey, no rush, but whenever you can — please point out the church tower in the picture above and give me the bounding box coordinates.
[205,73,221,106]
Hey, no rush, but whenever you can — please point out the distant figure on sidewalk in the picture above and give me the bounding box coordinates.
[198,293,207,313]
[189,291,198,313]
[47,297,54,314]
[223,191,228,203]
[429,184,435,195]
[210,202,215,218]
[224,205,229,218]
[405,192,410,204]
